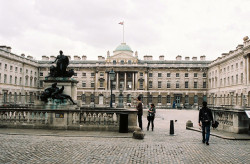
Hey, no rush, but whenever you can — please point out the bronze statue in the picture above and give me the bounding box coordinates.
[40,83,76,105]
[49,50,75,77]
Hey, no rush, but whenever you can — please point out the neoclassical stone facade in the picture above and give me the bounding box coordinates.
[0,38,250,108]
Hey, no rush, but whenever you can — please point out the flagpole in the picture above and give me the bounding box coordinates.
[123,22,124,43]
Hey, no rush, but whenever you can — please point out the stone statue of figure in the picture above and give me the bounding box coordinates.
[40,83,76,105]
[52,50,69,76]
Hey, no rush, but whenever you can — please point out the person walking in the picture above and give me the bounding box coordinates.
[199,101,214,145]
[136,96,143,130]
[147,103,156,131]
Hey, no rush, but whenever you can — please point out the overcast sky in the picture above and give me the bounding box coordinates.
[0,0,249,61]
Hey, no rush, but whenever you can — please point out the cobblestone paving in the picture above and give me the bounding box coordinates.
[0,110,249,164]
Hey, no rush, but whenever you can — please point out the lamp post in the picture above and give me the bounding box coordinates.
[109,69,115,108]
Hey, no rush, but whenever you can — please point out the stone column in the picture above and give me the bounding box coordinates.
[106,72,109,90]
[95,72,98,90]
[135,73,138,90]
[124,72,127,91]
[144,71,148,90]
[132,72,134,90]
[116,72,119,90]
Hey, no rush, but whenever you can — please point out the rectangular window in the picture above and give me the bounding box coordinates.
[228,77,230,85]
[100,72,104,76]
[194,95,198,103]
[0,63,1,69]
[15,67,17,72]
[176,73,179,77]
[149,73,153,77]
[4,74,7,83]
[194,73,198,77]
[167,82,170,88]
[5,64,7,69]
[82,82,86,87]
[30,78,32,87]
[185,81,188,88]
[185,95,189,103]
[224,78,226,86]
[40,72,43,76]
[231,76,234,85]
[15,77,17,84]
[10,66,13,71]
[236,63,238,69]
[203,73,206,77]
[158,81,161,88]
[25,77,28,86]
[167,73,171,77]
[128,60,132,64]
[158,95,162,103]
[20,77,22,85]
[91,82,95,87]
[139,81,143,89]
[241,73,243,83]
[0,73,1,82]
[20,68,22,73]
[26,69,28,73]
[82,94,86,102]
[40,81,43,87]
[167,95,171,103]
[9,75,12,84]
[176,83,179,88]
[113,60,116,65]
[203,82,206,88]
[140,72,143,76]
[82,73,86,76]
[100,81,104,87]
[236,74,238,84]
[185,73,188,77]
[91,73,95,77]
[194,82,197,88]
[158,73,162,77]
[231,65,233,71]
[149,81,152,88]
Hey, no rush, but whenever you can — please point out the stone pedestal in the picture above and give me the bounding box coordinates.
[44,77,78,100]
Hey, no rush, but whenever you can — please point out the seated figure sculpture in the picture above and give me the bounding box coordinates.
[40,83,76,105]
[48,50,75,77]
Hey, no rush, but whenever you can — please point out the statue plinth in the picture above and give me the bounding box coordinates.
[44,77,78,101]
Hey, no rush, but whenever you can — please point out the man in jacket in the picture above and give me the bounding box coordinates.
[199,101,214,145]
[136,96,143,130]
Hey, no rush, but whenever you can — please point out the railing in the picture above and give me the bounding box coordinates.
[0,107,137,131]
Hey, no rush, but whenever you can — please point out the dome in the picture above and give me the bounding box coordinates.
[114,43,133,52]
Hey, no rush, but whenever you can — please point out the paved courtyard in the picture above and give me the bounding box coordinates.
[0,109,249,164]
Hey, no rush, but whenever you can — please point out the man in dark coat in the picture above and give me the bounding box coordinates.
[136,96,143,130]
[199,101,214,145]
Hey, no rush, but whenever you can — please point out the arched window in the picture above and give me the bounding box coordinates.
[90,94,95,103]
[127,94,131,103]
[120,60,124,64]
[113,60,116,65]
[158,95,162,103]
[112,94,115,103]
[148,95,152,103]
[194,95,198,103]
[82,94,86,103]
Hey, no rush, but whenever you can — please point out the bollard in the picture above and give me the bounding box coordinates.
[170,120,174,135]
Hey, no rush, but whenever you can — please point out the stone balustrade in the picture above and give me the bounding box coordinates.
[0,107,137,132]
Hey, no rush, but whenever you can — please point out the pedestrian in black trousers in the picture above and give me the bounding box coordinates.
[136,96,143,130]
[147,103,156,131]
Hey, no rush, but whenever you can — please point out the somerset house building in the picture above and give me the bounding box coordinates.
[0,37,249,109]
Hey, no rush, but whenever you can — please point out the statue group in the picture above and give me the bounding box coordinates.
[49,50,75,77]
[41,50,76,105]
[40,83,76,105]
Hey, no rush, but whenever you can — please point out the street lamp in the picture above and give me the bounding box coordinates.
[109,69,115,107]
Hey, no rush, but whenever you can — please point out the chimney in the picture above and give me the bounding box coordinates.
[27,55,33,60]
[229,50,234,54]
[98,56,103,60]
[82,55,87,60]
[67,55,71,60]
[176,55,182,61]
[74,55,81,60]
[144,55,153,60]
[21,54,25,58]
[107,51,110,57]
[42,56,49,60]
[221,53,228,57]
[159,55,164,60]
[200,55,206,61]
[243,36,249,42]
[236,44,243,49]
[135,51,138,58]
[50,55,56,61]
[185,57,190,61]
[192,57,197,61]
[0,46,11,52]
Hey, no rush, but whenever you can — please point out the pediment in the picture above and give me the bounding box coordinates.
[109,52,136,60]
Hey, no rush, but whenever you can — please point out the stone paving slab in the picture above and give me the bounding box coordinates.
[0,109,249,164]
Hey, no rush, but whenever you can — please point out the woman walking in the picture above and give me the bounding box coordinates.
[147,104,156,131]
